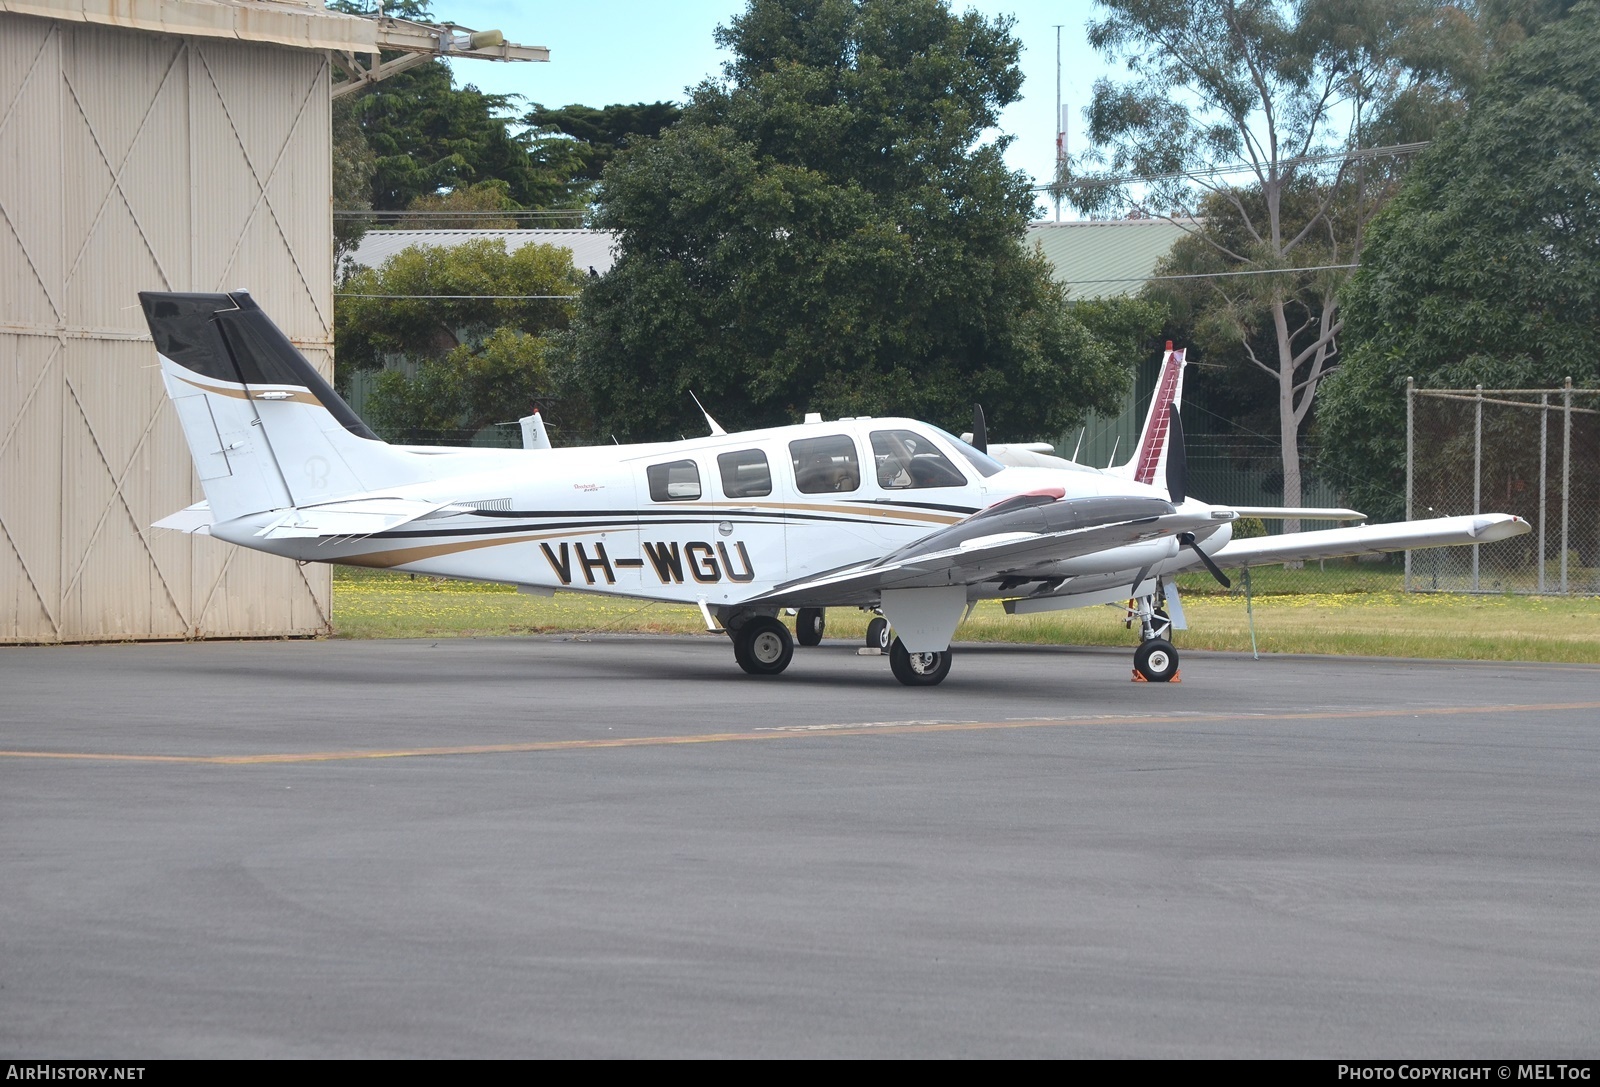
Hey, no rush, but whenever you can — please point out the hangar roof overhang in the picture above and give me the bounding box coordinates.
[0,1,546,84]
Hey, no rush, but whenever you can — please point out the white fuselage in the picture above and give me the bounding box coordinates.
[208,416,1231,607]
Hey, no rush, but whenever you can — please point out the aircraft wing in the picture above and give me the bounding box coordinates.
[745,491,1228,608]
[1210,514,1528,569]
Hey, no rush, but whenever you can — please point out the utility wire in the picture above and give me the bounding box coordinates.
[335,209,585,217]
[1066,263,1359,286]
[334,293,580,300]
[1036,140,1431,192]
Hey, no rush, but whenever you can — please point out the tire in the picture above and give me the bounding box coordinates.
[795,607,825,647]
[865,616,890,651]
[889,637,952,686]
[735,616,794,676]
[1133,638,1179,682]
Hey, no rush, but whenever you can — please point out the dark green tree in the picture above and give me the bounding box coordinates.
[564,0,1132,442]
[1317,2,1600,522]
[524,102,683,185]
[335,239,588,442]
[332,95,377,268]
[348,60,584,213]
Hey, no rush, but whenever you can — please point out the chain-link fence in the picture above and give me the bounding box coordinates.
[1407,381,1599,594]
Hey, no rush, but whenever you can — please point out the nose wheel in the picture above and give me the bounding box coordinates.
[1133,638,1178,682]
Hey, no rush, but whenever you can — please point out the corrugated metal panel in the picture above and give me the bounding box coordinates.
[0,16,63,328]
[348,228,619,275]
[0,10,331,642]
[1026,219,1190,299]
[0,333,64,641]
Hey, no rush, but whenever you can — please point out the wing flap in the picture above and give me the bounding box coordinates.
[1227,506,1367,522]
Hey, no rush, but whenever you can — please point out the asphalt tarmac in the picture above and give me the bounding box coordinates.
[2,635,1597,1058]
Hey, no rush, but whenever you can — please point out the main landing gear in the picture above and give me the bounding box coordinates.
[888,637,952,686]
[1128,593,1180,683]
[795,607,826,647]
[731,615,794,676]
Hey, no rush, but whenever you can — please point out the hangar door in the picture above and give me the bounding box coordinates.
[0,12,334,643]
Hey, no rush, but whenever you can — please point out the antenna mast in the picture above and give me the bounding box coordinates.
[1054,24,1064,222]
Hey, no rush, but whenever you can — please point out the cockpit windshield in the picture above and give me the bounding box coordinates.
[923,425,1005,478]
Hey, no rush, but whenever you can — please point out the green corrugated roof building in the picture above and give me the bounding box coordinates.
[1025,218,1191,299]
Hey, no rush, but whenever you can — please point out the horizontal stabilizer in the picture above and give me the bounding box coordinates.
[1214,514,1528,568]
[152,501,214,535]
[253,497,459,541]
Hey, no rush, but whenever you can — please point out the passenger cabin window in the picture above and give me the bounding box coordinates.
[718,449,772,498]
[870,429,968,489]
[647,459,701,502]
[790,435,861,494]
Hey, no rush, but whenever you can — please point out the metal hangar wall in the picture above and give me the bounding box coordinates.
[0,2,343,642]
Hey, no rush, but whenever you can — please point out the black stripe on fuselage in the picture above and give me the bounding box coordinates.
[460,503,979,520]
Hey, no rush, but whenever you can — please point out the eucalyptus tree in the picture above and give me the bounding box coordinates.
[1068,0,1453,527]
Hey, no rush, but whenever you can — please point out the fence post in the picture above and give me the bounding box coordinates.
[1405,377,1414,594]
[1539,393,1548,593]
[1562,377,1572,594]
[1473,384,1482,591]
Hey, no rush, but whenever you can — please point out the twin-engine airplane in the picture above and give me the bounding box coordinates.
[141,290,1529,686]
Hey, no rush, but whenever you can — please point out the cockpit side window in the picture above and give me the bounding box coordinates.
[647,459,702,502]
[789,435,861,494]
[870,429,969,489]
[718,449,772,498]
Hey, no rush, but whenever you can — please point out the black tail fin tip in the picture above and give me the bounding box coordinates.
[139,290,376,441]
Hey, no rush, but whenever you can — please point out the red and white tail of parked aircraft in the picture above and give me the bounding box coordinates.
[144,291,1527,686]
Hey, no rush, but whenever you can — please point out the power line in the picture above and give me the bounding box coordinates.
[1066,263,1359,286]
[335,209,586,220]
[334,293,580,300]
[1037,140,1431,193]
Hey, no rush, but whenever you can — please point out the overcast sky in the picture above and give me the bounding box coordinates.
[433,1,1117,217]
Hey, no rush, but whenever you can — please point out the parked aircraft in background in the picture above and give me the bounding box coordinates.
[143,291,1528,686]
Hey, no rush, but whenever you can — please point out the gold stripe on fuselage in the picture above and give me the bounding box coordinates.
[321,501,964,569]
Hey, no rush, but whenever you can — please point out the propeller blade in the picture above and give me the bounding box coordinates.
[971,403,988,454]
[1165,403,1187,505]
[1179,531,1231,588]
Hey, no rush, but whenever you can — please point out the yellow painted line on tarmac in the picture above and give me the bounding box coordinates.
[3,700,1599,766]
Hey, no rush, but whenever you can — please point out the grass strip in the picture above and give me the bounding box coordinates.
[331,568,1600,664]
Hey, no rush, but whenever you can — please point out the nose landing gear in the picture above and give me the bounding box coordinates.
[1128,591,1180,683]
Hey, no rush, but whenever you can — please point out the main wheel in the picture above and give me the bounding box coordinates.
[1133,638,1179,682]
[795,607,825,647]
[889,637,952,686]
[865,615,890,651]
[734,616,794,676]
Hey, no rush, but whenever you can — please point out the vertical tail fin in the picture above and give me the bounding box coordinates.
[1112,344,1187,484]
[141,291,415,523]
